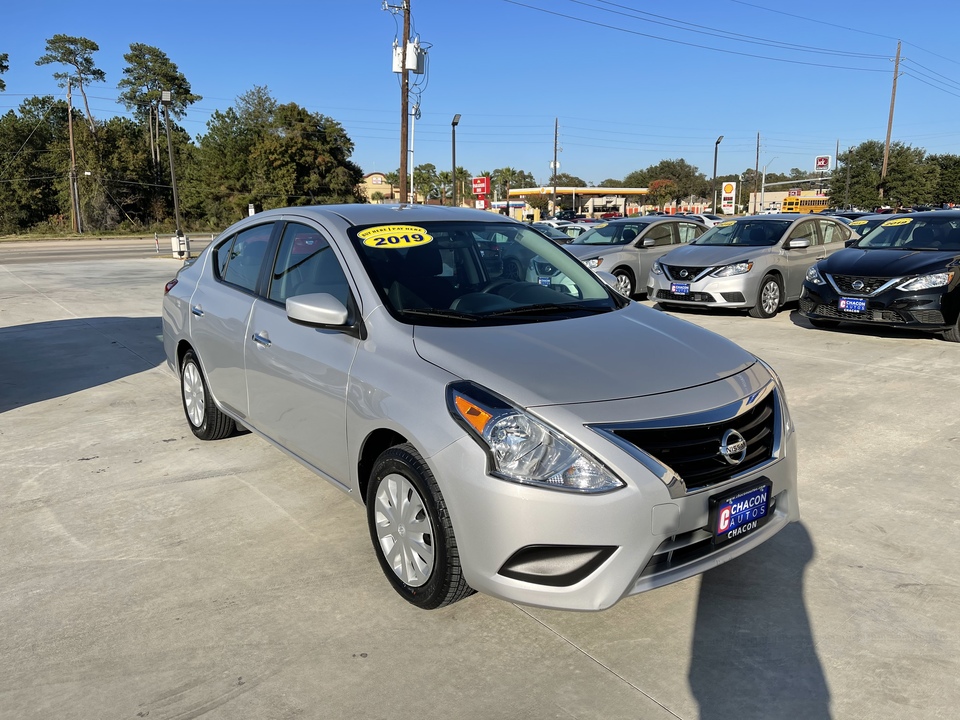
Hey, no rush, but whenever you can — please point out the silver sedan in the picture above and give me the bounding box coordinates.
[162,204,798,611]
[565,216,707,297]
[648,214,852,318]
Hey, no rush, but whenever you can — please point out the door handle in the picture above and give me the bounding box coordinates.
[252,332,271,347]
[191,304,204,317]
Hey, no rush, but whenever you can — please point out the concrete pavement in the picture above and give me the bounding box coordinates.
[1,256,957,719]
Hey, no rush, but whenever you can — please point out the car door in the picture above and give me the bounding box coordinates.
[188,222,276,420]
[634,221,674,281]
[781,219,822,299]
[244,220,360,486]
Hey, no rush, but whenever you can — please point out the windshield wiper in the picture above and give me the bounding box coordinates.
[485,302,610,317]
[399,308,479,322]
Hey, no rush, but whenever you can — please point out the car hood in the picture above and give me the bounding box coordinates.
[660,244,766,267]
[412,304,755,407]
[820,248,959,277]
[564,244,624,259]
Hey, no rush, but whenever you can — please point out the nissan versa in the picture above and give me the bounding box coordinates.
[648,214,851,318]
[800,211,960,340]
[162,204,799,611]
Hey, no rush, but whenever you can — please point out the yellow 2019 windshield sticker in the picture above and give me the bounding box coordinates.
[717,220,736,227]
[848,219,868,226]
[358,225,433,248]
[881,217,913,227]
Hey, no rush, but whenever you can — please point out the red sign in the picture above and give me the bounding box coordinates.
[472,176,490,195]
[789,189,801,197]
[815,155,831,171]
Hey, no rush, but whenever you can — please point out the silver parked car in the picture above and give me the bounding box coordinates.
[162,205,798,611]
[565,216,707,297]
[648,214,852,318]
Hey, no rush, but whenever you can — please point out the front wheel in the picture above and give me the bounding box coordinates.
[366,443,474,609]
[180,350,235,441]
[942,316,960,342]
[748,275,782,318]
[613,268,635,298]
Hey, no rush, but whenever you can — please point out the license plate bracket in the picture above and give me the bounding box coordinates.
[839,296,866,313]
[709,478,772,546]
[671,282,690,295]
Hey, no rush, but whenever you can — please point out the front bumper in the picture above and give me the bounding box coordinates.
[799,283,955,330]
[428,377,799,611]
[647,272,758,308]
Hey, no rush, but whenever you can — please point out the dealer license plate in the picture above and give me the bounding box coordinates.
[671,282,690,295]
[839,297,866,313]
[709,479,772,546]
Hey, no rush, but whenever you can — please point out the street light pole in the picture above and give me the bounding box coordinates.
[760,157,778,214]
[451,113,460,208]
[161,90,188,259]
[712,135,724,213]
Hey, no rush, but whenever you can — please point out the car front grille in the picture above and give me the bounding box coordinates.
[605,391,776,492]
[656,289,715,303]
[830,274,895,295]
[664,265,708,281]
[812,304,905,323]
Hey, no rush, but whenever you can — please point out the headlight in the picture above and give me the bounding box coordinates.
[447,381,625,493]
[896,272,954,291]
[711,261,753,277]
[584,257,603,269]
[805,265,826,285]
[651,262,663,275]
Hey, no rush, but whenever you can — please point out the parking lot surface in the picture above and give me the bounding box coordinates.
[2,255,957,719]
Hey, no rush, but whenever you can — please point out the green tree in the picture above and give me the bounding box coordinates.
[622,169,649,187]
[830,141,937,209]
[412,163,438,202]
[929,154,960,206]
[36,35,105,134]
[597,178,623,187]
[117,43,201,168]
[0,53,8,92]
[551,172,587,187]
[647,179,677,210]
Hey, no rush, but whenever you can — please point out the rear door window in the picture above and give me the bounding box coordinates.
[220,223,275,292]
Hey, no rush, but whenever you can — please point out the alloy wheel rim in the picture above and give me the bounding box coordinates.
[762,281,780,314]
[616,274,632,296]
[374,473,435,587]
[182,362,205,427]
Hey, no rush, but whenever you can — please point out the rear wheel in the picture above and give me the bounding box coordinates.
[748,275,782,319]
[366,443,474,609]
[180,350,235,441]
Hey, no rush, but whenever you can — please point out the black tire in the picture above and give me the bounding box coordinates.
[180,350,235,441]
[748,274,783,319]
[942,318,960,342]
[613,268,635,298]
[503,258,524,281]
[366,443,474,609]
[809,318,841,329]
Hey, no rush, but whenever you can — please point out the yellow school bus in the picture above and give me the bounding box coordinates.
[780,195,830,214]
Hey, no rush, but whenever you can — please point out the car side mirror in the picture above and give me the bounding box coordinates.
[844,238,858,248]
[641,238,655,248]
[786,238,811,249]
[286,293,349,327]
[595,271,619,290]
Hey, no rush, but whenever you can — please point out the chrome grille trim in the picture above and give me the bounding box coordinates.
[826,273,902,297]
[589,380,782,499]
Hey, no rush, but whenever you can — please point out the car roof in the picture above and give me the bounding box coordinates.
[245,203,509,228]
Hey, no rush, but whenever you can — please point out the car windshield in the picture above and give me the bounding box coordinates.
[532,224,574,242]
[692,219,792,246]
[347,221,623,326]
[846,217,889,240]
[854,217,960,250]
[571,222,647,246]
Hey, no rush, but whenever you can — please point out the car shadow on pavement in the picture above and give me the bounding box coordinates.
[0,316,166,413]
[688,522,831,719]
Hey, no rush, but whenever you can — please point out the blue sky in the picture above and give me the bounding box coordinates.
[3,0,960,186]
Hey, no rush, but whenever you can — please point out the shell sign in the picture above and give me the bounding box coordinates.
[721,181,737,215]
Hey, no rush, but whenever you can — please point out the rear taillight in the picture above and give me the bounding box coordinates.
[164,278,178,294]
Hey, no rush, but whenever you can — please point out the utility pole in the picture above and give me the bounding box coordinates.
[66,80,82,234]
[754,132,760,214]
[880,40,901,201]
[399,1,411,203]
[161,90,187,259]
[552,117,558,216]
